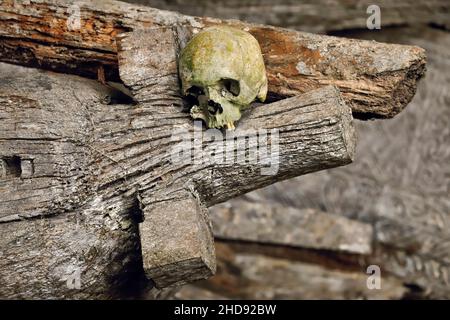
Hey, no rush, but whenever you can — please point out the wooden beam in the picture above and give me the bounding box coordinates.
[211,200,373,254]
[179,241,407,299]
[0,40,355,297]
[0,0,426,118]
[140,194,216,288]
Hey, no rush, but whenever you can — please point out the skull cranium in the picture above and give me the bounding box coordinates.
[179,26,268,130]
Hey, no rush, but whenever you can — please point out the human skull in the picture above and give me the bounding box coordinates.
[179,26,268,130]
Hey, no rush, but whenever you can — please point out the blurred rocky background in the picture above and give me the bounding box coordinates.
[124,0,450,299]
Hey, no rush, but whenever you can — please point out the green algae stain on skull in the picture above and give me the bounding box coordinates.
[179,26,268,130]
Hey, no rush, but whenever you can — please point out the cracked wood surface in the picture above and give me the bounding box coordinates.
[0,0,430,299]
[115,26,355,288]
[0,0,426,118]
[0,49,355,297]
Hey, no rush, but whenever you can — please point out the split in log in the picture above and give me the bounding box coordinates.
[0,0,426,118]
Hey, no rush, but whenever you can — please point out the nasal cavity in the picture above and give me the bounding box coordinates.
[185,86,206,108]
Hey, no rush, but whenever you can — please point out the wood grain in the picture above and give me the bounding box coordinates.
[0,54,355,297]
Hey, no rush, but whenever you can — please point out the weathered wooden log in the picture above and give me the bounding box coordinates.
[125,0,450,34]
[329,26,450,299]
[211,200,373,254]
[174,241,407,300]
[0,0,426,118]
[0,0,428,299]
[0,30,356,297]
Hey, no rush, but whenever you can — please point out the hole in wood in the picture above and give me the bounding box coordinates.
[0,156,22,178]
[101,82,137,105]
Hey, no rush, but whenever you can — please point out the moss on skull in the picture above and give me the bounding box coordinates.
[179,26,268,129]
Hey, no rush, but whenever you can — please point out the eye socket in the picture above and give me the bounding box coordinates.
[220,79,240,97]
[185,86,206,108]
[187,86,205,96]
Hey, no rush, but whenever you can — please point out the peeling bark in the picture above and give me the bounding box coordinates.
[196,27,450,299]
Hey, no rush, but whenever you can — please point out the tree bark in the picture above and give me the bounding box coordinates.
[0,0,426,118]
